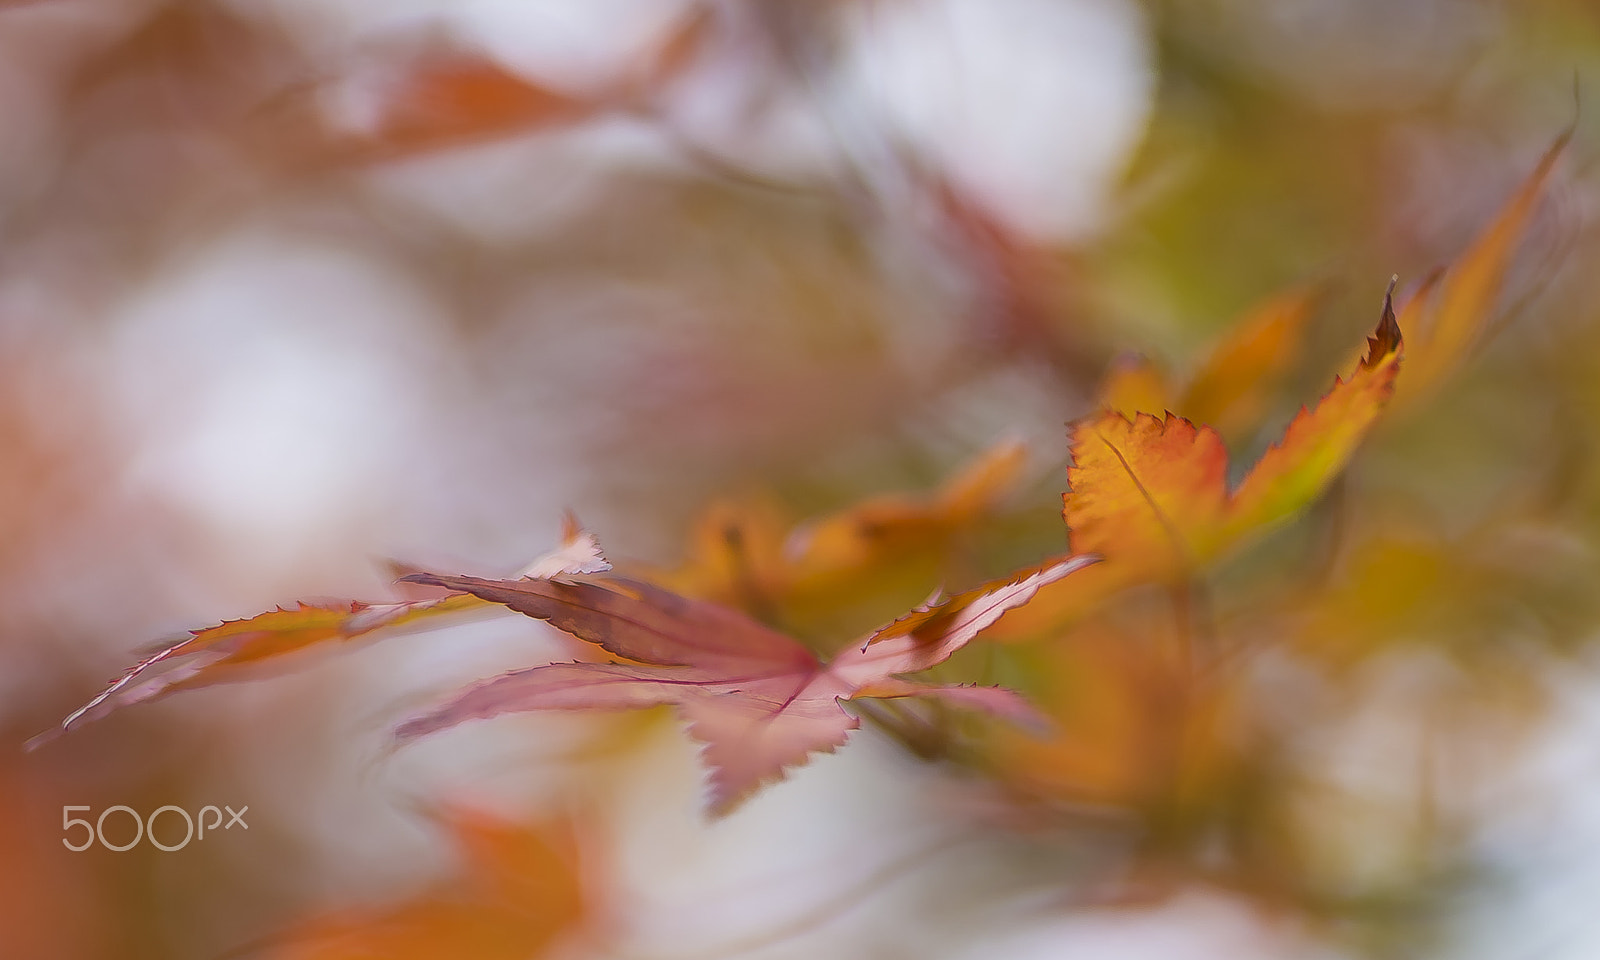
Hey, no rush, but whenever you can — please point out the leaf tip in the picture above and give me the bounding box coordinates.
[392,712,442,745]
[517,516,613,579]
[22,728,59,752]
[558,508,583,543]
[1363,277,1404,369]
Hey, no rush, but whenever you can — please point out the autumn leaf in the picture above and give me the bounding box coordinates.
[394,553,1098,816]
[273,10,712,169]
[263,808,589,960]
[784,439,1028,589]
[1262,509,1600,672]
[511,514,615,580]
[1390,130,1568,411]
[991,612,1243,809]
[26,516,610,748]
[1097,286,1317,440]
[653,439,1028,627]
[648,495,796,617]
[991,285,1402,637]
[1021,135,1563,641]
[1099,354,1173,422]
[1179,286,1319,438]
[1078,289,1399,580]
[1278,532,1450,668]
[321,56,592,164]
[1223,294,1400,536]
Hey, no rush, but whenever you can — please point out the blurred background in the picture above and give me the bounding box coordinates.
[2,0,1599,957]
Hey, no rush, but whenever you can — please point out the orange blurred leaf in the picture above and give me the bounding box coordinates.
[320,55,594,164]
[784,439,1029,591]
[1180,286,1319,438]
[654,440,1029,624]
[651,496,795,615]
[291,8,712,168]
[1098,355,1174,421]
[993,616,1241,808]
[1391,130,1568,410]
[1097,287,1317,441]
[267,809,588,960]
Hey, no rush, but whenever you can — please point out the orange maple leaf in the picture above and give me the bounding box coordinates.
[994,285,1402,636]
